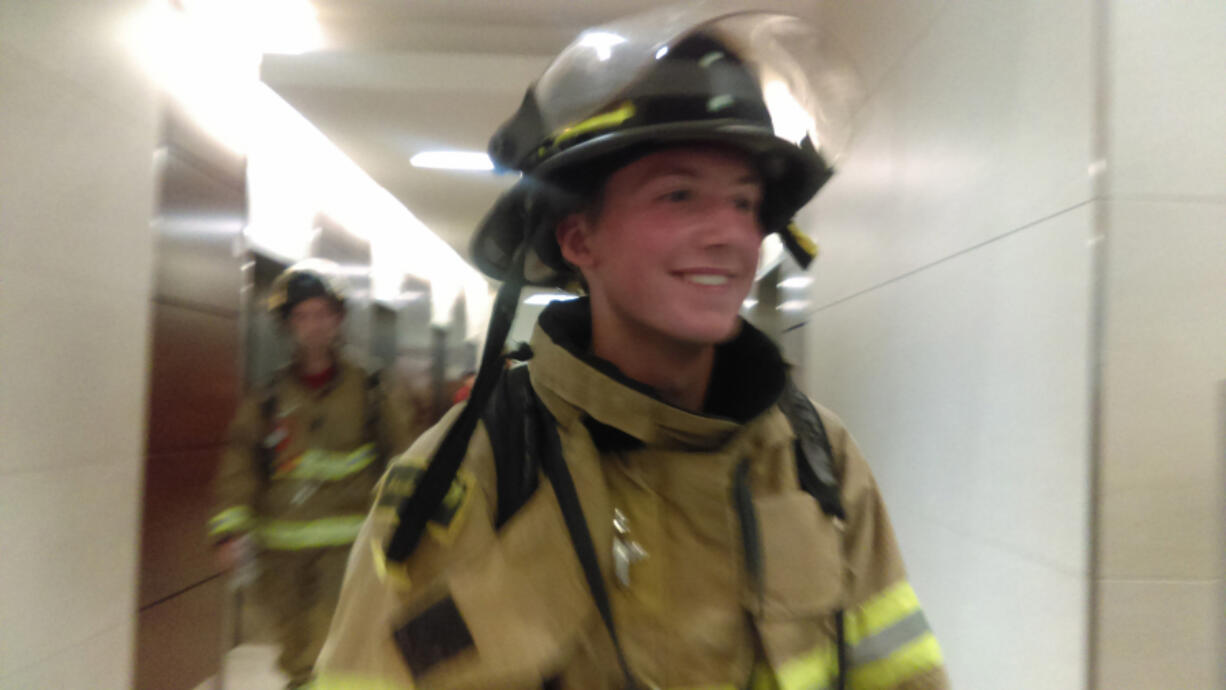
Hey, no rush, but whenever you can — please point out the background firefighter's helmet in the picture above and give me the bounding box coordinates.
[470,3,863,286]
[268,259,349,320]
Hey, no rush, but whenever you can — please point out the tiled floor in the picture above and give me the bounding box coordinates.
[193,644,288,690]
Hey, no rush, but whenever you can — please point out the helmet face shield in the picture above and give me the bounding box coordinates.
[475,3,863,286]
[494,8,860,176]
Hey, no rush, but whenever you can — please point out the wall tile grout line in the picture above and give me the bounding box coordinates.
[0,620,128,681]
[0,43,156,131]
[1085,0,1114,685]
[893,506,1090,580]
[803,197,1099,319]
[1097,578,1224,586]
[1105,193,1226,206]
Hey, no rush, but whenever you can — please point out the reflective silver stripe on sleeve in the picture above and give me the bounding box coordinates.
[847,609,933,667]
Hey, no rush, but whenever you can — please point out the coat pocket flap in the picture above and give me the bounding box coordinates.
[404,493,595,689]
[752,491,844,620]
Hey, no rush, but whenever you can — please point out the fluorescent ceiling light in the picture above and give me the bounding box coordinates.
[742,298,758,309]
[778,276,812,289]
[779,300,810,312]
[524,293,578,306]
[410,151,494,172]
[180,0,323,55]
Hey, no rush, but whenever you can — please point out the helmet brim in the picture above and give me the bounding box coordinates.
[469,121,830,286]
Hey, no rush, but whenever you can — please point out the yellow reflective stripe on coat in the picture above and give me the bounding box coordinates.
[257,515,366,550]
[845,580,943,688]
[774,639,837,690]
[312,673,410,690]
[208,505,254,536]
[282,443,378,481]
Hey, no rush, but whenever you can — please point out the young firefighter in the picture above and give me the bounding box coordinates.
[317,6,950,689]
[209,260,419,689]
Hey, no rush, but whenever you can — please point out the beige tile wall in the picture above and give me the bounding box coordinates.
[1093,3,1226,688]
[0,1,158,687]
[806,1,1226,687]
[805,208,1096,689]
[1108,1,1226,201]
[1095,205,1226,687]
[806,0,1095,308]
[802,1,1098,687]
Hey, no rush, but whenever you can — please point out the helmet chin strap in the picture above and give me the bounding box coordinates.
[384,234,530,563]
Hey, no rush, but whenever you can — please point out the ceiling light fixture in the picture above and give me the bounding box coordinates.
[410,151,495,172]
[778,276,813,289]
[524,293,578,306]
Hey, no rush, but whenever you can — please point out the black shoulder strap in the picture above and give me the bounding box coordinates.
[776,377,847,690]
[383,248,528,563]
[778,377,845,521]
[532,391,639,689]
[481,364,541,528]
[365,369,384,458]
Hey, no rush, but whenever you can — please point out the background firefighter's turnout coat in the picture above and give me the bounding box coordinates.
[209,353,420,550]
[316,300,949,690]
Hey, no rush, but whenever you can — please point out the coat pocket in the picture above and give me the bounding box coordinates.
[751,490,845,620]
[748,491,846,683]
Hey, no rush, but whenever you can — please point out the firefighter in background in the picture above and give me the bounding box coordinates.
[209,260,419,690]
[317,5,949,689]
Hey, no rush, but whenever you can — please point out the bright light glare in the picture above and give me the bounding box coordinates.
[180,0,322,54]
[779,300,810,312]
[743,298,759,309]
[125,0,488,330]
[756,233,785,280]
[579,31,628,61]
[778,276,813,289]
[331,263,372,277]
[525,293,579,306]
[763,80,818,146]
[410,151,495,172]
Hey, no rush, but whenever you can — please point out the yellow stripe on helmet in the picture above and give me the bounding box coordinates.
[551,101,638,148]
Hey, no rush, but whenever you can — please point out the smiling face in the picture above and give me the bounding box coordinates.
[557,145,763,347]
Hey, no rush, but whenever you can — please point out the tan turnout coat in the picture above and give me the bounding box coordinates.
[317,301,948,689]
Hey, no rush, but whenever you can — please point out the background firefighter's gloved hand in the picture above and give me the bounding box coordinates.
[214,534,254,572]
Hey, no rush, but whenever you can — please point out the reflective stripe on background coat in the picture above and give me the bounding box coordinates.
[209,353,421,549]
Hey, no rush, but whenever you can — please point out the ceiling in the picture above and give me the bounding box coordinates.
[261,1,839,271]
[260,0,667,264]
